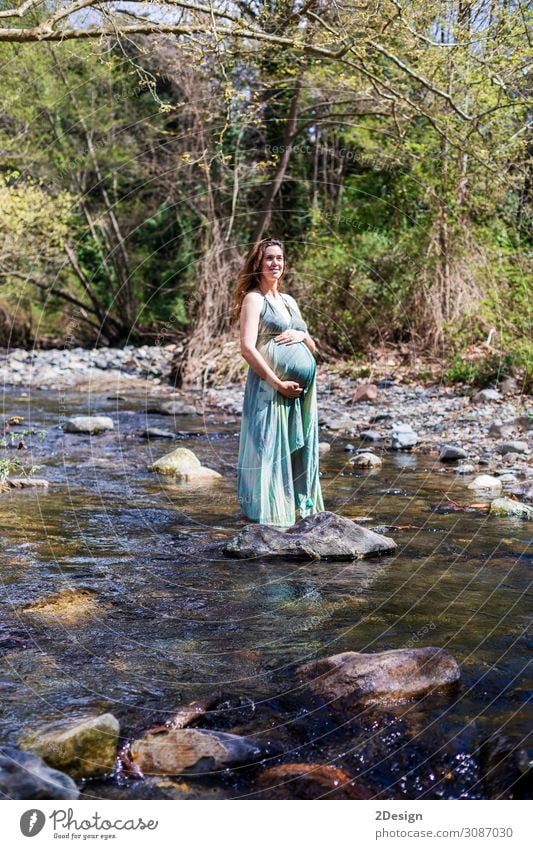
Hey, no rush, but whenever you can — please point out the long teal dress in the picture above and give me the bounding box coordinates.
[237,292,325,528]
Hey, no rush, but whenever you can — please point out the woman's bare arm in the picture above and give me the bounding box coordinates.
[239,293,281,388]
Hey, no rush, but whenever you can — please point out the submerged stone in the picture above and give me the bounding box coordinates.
[256,763,373,800]
[298,647,460,705]
[224,511,396,560]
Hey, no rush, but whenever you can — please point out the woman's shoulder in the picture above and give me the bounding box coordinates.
[242,289,264,306]
[240,289,264,316]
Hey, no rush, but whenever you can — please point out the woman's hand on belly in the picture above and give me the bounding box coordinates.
[276,379,303,398]
[274,329,306,345]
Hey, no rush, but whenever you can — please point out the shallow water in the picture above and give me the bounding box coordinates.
[0,387,531,799]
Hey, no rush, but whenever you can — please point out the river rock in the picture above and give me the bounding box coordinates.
[350,452,382,468]
[0,747,79,800]
[352,384,378,402]
[140,428,176,439]
[498,441,528,455]
[64,416,114,433]
[508,483,533,503]
[497,473,517,484]
[359,430,382,442]
[454,464,475,475]
[223,511,397,560]
[439,444,468,461]
[147,400,197,416]
[130,728,261,775]
[489,498,533,520]
[21,713,120,779]
[489,420,514,439]
[499,377,518,395]
[6,478,49,488]
[467,474,502,492]
[318,442,331,457]
[151,447,222,480]
[391,424,418,450]
[473,389,501,403]
[256,763,373,800]
[298,647,460,705]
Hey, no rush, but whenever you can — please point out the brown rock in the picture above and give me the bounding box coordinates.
[131,728,261,775]
[298,647,460,705]
[256,763,374,800]
[352,383,378,403]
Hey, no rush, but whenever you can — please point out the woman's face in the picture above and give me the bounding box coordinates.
[260,245,284,284]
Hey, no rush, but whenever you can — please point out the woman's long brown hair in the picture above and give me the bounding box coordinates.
[230,238,287,325]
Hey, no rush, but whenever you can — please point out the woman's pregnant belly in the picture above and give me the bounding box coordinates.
[259,338,316,390]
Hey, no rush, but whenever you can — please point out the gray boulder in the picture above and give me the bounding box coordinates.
[0,747,79,799]
[224,511,397,560]
[359,430,382,443]
[298,647,460,705]
[439,444,468,461]
[498,441,529,455]
[391,424,418,450]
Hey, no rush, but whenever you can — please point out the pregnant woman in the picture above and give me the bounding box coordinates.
[231,237,324,527]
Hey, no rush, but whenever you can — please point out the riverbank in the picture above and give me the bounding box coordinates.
[2,345,532,479]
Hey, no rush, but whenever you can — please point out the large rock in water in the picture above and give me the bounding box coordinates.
[224,511,396,560]
[0,747,79,799]
[298,647,460,705]
[151,446,222,480]
[130,728,262,775]
[64,416,114,433]
[20,713,119,779]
